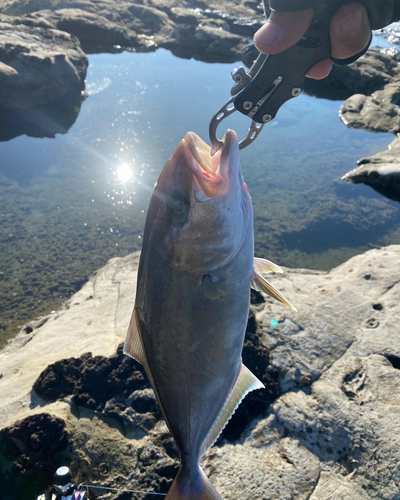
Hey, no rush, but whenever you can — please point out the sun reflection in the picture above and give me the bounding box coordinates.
[116,163,133,183]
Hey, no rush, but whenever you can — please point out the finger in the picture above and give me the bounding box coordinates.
[330,2,371,60]
[306,58,333,79]
[254,9,313,55]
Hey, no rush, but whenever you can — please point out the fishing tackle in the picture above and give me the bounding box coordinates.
[209,0,371,154]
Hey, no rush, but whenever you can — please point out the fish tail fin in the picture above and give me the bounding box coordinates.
[166,466,222,500]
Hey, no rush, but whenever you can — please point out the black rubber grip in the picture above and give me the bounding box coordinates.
[268,0,347,13]
[267,0,398,30]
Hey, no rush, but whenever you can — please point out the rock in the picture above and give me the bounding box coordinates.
[0,18,87,110]
[342,136,400,202]
[52,8,138,51]
[0,413,70,499]
[340,92,400,134]
[308,48,400,204]
[305,49,400,98]
[1,247,400,498]
[0,0,259,62]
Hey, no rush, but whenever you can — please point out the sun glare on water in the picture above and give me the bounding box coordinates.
[116,163,133,183]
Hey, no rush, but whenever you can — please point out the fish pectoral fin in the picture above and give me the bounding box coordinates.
[254,256,283,274]
[251,270,297,312]
[199,364,264,457]
[123,307,147,367]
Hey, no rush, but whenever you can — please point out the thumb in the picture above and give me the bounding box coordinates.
[254,9,314,55]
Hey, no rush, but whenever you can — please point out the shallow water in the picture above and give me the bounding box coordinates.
[0,46,399,346]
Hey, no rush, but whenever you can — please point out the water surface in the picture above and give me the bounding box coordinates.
[0,48,398,346]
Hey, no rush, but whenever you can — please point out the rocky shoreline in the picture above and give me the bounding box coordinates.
[1,0,400,204]
[0,0,262,130]
[1,248,400,499]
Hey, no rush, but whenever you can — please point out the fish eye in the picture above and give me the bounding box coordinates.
[167,193,190,227]
[173,201,185,214]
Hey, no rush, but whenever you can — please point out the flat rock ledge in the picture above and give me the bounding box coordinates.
[324,49,400,203]
[1,247,400,499]
[343,136,400,202]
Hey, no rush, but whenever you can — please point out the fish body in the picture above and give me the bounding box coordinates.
[124,131,293,499]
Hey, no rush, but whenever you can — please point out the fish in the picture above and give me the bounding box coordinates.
[124,130,295,500]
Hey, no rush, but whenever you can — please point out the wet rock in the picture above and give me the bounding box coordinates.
[340,92,400,133]
[2,248,400,498]
[0,18,87,110]
[304,49,400,98]
[52,8,138,51]
[0,0,262,65]
[342,136,400,202]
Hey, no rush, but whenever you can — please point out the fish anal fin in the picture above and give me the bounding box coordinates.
[166,467,222,500]
[124,308,174,438]
[199,364,264,457]
[123,307,148,368]
[252,270,297,312]
[254,256,283,274]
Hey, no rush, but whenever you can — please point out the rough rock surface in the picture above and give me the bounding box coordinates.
[343,136,400,202]
[0,0,261,137]
[0,13,87,140]
[0,0,262,62]
[316,49,400,204]
[0,16,87,110]
[1,248,400,499]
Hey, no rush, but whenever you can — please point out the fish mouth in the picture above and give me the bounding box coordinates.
[182,130,240,199]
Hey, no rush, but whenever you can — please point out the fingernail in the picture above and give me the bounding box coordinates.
[337,10,363,36]
[257,20,282,46]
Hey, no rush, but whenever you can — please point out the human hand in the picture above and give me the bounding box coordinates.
[254,2,371,79]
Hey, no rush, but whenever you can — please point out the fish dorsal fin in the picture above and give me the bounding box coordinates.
[199,364,264,457]
[123,307,147,367]
[251,270,297,311]
[254,256,283,274]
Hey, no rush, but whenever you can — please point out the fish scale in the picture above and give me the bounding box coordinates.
[124,130,294,499]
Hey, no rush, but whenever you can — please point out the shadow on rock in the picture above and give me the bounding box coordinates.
[0,413,70,500]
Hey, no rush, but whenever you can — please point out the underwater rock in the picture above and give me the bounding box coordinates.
[1,248,400,498]
[342,136,400,202]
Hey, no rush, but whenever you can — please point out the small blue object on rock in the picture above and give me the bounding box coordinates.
[271,319,278,328]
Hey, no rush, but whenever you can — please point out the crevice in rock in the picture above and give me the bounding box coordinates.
[384,354,400,370]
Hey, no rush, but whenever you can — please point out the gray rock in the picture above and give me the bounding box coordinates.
[343,136,400,202]
[323,49,400,203]
[0,0,259,62]
[340,92,400,133]
[1,247,400,498]
[0,17,87,110]
[305,49,400,98]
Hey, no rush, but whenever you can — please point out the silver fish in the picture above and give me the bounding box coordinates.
[124,130,294,500]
